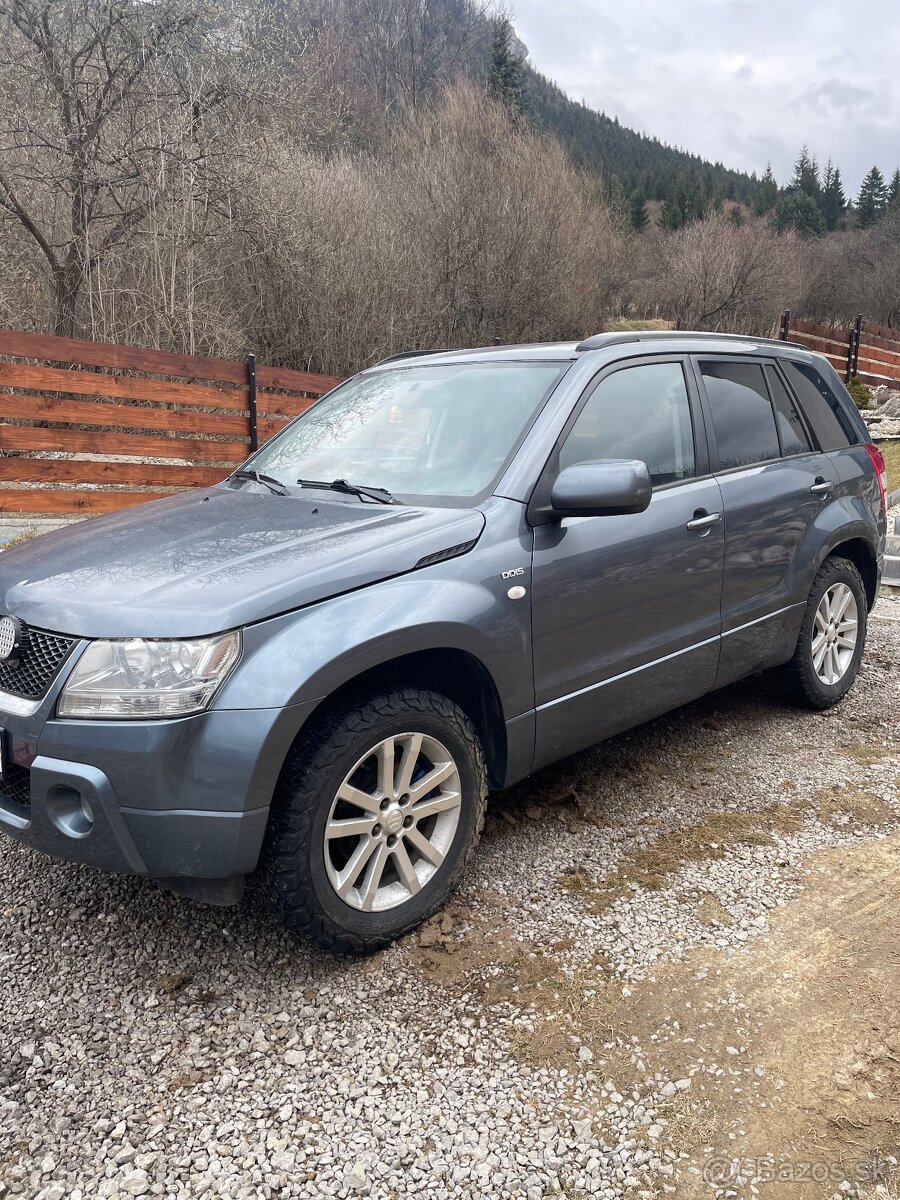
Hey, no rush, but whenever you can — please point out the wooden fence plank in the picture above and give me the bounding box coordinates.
[0,425,247,463]
[857,343,900,373]
[790,333,849,357]
[791,332,851,355]
[790,319,852,343]
[0,330,341,518]
[256,392,317,418]
[856,369,900,387]
[0,489,171,515]
[0,394,249,439]
[0,362,247,411]
[255,364,341,395]
[862,331,900,356]
[860,320,900,343]
[0,459,230,488]
[0,328,248,385]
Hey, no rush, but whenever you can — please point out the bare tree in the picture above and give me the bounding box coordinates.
[643,212,808,334]
[0,0,211,335]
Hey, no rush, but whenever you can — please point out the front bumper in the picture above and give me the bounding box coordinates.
[0,699,316,903]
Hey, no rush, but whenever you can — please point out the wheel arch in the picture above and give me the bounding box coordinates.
[824,534,879,611]
[284,647,510,791]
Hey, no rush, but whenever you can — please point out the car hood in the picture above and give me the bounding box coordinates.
[0,486,486,638]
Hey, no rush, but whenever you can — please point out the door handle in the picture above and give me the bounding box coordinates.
[686,510,722,531]
[810,478,832,495]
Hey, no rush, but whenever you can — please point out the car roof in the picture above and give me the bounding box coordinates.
[370,331,822,370]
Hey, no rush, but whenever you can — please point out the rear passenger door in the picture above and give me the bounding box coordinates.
[694,356,838,686]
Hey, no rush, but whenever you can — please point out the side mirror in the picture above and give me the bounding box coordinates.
[549,459,652,519]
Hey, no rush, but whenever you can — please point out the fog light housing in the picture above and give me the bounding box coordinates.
[47,786,94,838]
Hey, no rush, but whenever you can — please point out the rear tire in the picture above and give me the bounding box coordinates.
[257,686,487,954]
[782,556,867,710]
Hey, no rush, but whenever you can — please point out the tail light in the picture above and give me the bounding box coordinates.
[864,443,887,513]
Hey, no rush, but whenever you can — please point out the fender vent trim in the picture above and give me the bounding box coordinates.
[414,539,479,570]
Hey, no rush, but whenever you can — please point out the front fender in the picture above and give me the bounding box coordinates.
[212,567,532,720]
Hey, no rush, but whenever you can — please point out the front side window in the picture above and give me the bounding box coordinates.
[701,361,780,470]
[559,362,696,486]
[249,362,565,504]
[781,361,856,451]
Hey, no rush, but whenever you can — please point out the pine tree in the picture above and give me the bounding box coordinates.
[629,190,648,231]
[857,166,888,228]
[771,190,826,238]
[753,163,778,215]
[822,160,846,231]
[889,168,900,209]
[660,198,683,231]
[486,18,529,117]
[792,145,821,199]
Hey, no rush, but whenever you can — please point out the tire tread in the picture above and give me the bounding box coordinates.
[782,555,867,711]
[257,687,487,954]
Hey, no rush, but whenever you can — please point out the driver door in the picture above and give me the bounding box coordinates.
[530,358,725,770]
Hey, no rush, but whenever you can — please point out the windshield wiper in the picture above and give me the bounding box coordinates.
[230,469,290,496]
[297,478,397,505]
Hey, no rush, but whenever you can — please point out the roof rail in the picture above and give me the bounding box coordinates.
[575,330,805,353]
[375,348,448,366]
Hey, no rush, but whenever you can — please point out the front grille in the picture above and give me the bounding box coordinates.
[0,762,30,816]
[0,627,76,700]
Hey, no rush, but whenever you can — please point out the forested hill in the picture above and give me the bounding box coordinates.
[525,68,760,211]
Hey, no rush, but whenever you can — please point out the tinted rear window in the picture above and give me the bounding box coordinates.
[700,362,780,470]
[781,361,857,451]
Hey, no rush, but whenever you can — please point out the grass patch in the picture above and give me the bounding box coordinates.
[558,867,595,894]
[876,439,900,492]
[815,786,894,827]
[2,528,39,549]
[559,807,803,916]
[605,806,802,894]
[655,1093,719,1155]
[839,741,894,768]
[695,892,736,927]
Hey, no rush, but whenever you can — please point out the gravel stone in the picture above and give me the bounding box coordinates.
[0,605,897,1199]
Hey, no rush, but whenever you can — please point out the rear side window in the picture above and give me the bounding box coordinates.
[766,365,812,456]
[781,361,856,451]
[700,362,780,470]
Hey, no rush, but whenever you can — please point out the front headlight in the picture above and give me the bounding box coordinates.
[58,631,241,719]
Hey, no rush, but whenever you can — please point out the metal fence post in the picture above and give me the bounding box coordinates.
[247,352,258,454]
[780,310,790,341]
[852,314,863,379]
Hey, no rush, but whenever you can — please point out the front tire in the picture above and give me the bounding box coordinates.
[258,687,487,954]
[782,556,867,710]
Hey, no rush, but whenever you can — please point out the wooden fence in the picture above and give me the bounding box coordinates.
[0,329,340,517]
[780,312,900,390]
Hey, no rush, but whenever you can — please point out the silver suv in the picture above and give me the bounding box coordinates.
[0,331,887,952]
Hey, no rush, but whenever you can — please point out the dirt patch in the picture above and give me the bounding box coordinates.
[406,889,525,989]
[617,834,900,1197]
[420,834,900,1196]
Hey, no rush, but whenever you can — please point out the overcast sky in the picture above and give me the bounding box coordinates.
[512,0,900,196]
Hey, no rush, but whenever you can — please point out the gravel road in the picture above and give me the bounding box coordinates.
[2,600,899,1200]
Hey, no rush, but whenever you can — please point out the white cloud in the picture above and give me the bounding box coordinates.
[511,0,900,194]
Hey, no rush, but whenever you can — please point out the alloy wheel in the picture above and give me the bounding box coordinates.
[811,582,858,685]
[323,733,462,912]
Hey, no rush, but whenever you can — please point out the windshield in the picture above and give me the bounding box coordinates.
[246,361,566,504]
